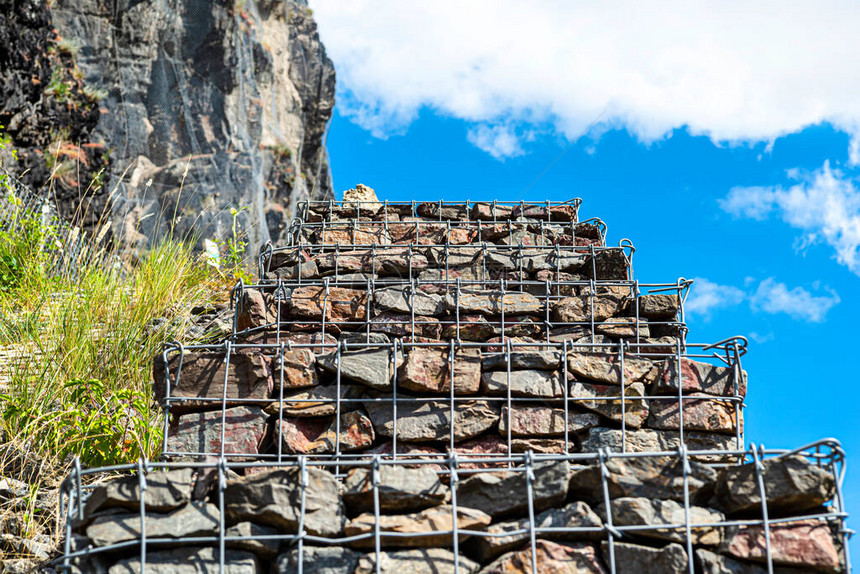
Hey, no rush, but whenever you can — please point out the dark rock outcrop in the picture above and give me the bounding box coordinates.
[1,0,335,247]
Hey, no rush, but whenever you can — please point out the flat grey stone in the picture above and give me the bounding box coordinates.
[107,547,258,573]
[84,468,195,518]
[354,548,480,573]
[714,455,835,516]
[602,541,688,574]
[481,350,561,371]
[456,460,569,519]
[343,465,449,514]
[86,501,219,547]
[468,501,602,562]
[374,286,447,316]
[224,467,344,537]
[481,370,564,398]
[275,546,360,574]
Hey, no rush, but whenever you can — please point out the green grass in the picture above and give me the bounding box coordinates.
[0,239,231,468]
[0,167,253,549]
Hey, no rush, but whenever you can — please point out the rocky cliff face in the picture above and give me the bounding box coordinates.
[0,0,335,249]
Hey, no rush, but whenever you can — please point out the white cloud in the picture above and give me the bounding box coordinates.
[751,278,840,322]
[721,162,860,274]
[684,277,746,318]
[310,1,860,155]
[466,124,525,159]
[686,277,839,323]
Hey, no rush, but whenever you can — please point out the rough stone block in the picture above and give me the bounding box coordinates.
[166,406,268,456]
[84,468,194,517]
[278,411,374,454]
[290,286,368,322]
[107,548,258,574]
[654,357,747,398]
[398,347,482,394]
[648,395,741,434]
[354,549,480,574]
[714,455,835,516]
[568,455,717,505]
[570,380,649,429]
[343,465,449,514]
[364,399,499,443]
[567,352,658,386]
[456,461,569,519]
[602,541,688,574]
[722,519,841,571]
[275,546,360,574]
[448,289,542,316]
[498,406,600,437]
[86,501,219,547]
[153,350,273,413]
[481,540,606,574]
[482,370,564,398]
[345,505,491,549]
[374,286,447,316]
[602,497,724,545]
[468,501,603,562]
[224,467,345,537]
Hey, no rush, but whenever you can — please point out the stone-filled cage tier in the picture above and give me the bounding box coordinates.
[56,197,851,573]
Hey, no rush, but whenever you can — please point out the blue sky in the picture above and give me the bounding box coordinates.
[311,0,860,554]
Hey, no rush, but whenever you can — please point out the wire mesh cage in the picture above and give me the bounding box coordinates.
[57,440,851,573]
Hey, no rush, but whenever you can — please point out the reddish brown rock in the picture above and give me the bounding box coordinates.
[441,315,497,341]
[314,226,391,246]
[345,505,491,549]
[166,406,268,456]
[314,249,429,275]
[364,399,500,443]
[723,519,841,571]
[236,288,277,331]
[290,286,368,322]
[637,293,680,319]
[511,204,577,222]
[448,435,508,470]
[481,370,564,398]
[499,406,600,437]
[273,348,318,389]
[278,411,374,454]
[552,295,625,323]
[264,384,366,417]
[398,347,482,394]
[367,442,446,473]
[481,540,606,574]
[469,502,603,562]
[449,289,542,316]
[596,317,650,339]
[570,381,649,429]
[153,351,273,413]
[567,352,658,386]
[648,395,741,435]
[370,312,443,340]
[654,357,747,398]
[471,202,514,220]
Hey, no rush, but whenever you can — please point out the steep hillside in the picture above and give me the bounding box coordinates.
[0,0,335,249]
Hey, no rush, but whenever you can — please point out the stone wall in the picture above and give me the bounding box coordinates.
[59,192,850,573]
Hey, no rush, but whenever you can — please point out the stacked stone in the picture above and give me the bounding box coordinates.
[155,194,743,460]
[60,190,850,573]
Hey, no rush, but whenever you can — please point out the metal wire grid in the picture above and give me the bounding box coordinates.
[226,275,688,348]
[157,334,747,461]
[257,239,627,286]
[281,215,606,250]
[295,199,584,224]
[57,440,852,574]
[0,167,112,281]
